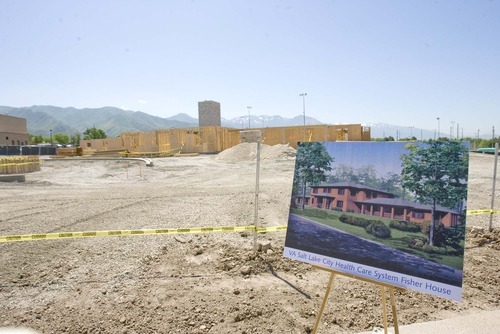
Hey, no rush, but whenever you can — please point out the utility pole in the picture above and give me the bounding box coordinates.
[299,93,307,142]
[247,106,252,128]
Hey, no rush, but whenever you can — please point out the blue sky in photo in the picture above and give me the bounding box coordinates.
[324,141,409,178]
[322,141,470,181]
[0,1,498,137]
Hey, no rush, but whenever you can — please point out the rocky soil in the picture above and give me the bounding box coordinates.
[0,145,498,333]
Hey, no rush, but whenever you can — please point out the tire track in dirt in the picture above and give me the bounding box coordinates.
[45,197,154,233]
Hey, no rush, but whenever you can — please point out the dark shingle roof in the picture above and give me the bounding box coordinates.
[357,197,460,214]
[310,182,394,196]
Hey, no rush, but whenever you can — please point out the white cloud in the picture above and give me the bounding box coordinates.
[138,99,148,104]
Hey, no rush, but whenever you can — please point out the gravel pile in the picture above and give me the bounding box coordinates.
[216,142,296,163]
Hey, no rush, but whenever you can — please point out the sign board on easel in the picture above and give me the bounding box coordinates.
[312,266,401,334]
[284,141,469,302]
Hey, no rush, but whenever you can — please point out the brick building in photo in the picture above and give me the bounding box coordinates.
[296,182,461,227]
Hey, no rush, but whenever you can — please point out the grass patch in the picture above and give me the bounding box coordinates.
[290,207,464,270]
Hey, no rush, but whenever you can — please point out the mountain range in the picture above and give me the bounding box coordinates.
[0,105,323,138]
[1,105,462,140]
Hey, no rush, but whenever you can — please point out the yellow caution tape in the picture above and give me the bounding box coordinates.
[0,162,40,167]
[256,226,288,233]
[2,209,498,244]
[124,149,181,156]
[467,209,499,215]
[0,225,288,243]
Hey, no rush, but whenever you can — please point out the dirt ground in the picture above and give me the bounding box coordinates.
[0,145,498,334]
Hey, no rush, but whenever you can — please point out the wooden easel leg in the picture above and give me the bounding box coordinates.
[389,287,399,334]
[380,286,388,334]
[312,272,336,334]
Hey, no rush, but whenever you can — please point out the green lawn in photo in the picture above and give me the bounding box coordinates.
[290,207,464,270]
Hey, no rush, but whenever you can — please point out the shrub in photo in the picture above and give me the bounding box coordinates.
[365,221,391,238]
[407,236,428,250]
[339,215,372,228]
[389,220,421,232]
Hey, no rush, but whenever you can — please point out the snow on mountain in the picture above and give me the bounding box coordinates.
[221,115,323,128]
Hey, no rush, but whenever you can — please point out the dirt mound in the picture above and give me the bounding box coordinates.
[467,227,500,250]
[0,153,499,334]
[216,143,296,163]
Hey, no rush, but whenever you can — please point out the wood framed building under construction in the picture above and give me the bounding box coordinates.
[80,124,371,156]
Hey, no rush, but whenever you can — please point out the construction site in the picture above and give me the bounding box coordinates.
[0,139,499,333]
[1,103,498,333]
[80,123,371,157]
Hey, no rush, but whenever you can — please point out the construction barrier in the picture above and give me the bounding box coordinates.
[0,225,288,243]
[0,156,41,174]
[467,209,500,215]
[0,145,57,156]
[0,210,498,243]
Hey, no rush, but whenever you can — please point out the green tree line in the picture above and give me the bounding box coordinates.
[27,127,107,145]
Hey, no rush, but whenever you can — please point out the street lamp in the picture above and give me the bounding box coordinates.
[247,106,252,128]
[50,129,53,145]
[299,93,307,141]
[450,121,455,140]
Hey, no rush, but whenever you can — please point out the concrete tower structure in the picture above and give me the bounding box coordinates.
[198,100,221,127]
[0,114,29,146]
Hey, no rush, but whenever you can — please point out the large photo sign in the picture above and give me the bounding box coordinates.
[283,141,469,301]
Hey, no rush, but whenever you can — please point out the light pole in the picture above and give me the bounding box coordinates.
[50,129,53,145]
[299,93,307,141]
[247,106,252,128]
[450,121,455,140]
[436,117,440,139]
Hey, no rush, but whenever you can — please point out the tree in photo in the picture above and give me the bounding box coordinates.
[401,141,468,246]
[293,142,334,210]
[83,127,107,140]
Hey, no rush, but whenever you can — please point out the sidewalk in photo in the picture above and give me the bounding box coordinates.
[357,309,500,334]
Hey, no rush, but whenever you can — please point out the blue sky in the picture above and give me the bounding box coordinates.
[0,0,498,138]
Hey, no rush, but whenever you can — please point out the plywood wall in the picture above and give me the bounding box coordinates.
[80,124,370,155]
